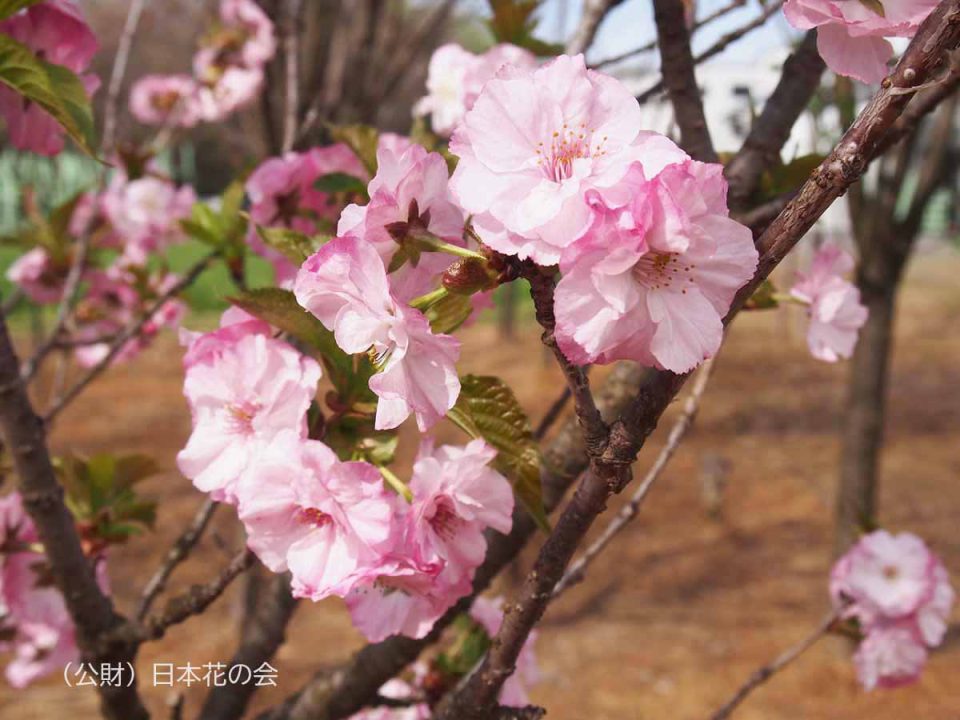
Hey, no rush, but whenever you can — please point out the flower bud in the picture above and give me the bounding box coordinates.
[442,258,499,295]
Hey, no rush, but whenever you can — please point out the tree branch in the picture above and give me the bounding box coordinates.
[708,611,839,720]
[651,0,718,162]
[553,356,717,597]
[101,0,150,154]
[565,0,625,55]
[280,0,305,153]
[0,309,148,720]
[137,497,219,621]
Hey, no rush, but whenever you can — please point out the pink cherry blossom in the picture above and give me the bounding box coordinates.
[415,43,537,137]
[219,0,276,67]
[247,145,367,285]
[853,624,928,691]
[177,310,321,503]
[101,172,196,264]
[236,431,395,600]
[338,138,465,302]
[346,440,513,642]
[470,596,540,706]
[294,235,460,431]
[192,61,264,122]
[0,492,108,688]
[129,74,200,127]
[5,248,67,304]
[0,0,100,155]
[784,0,938,83]
[791,245,868,362]
[72,266,186,368]
[348,679,429,720]
[450,54,669,265]
[554,159,758,373]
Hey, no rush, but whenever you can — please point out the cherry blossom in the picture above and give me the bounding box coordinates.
[790,245,868,362]
[177,309,322,503]
[348,679,429,720]
[5,248,67,304]
[831,530,954,691]
[0,0,100,155]
[247,145,367,285]
[236,431,395,600]
[415,43,537,136]
[554,159,758,373]
[450,54,671,265]
[338,138,465,302]
[129,74,200,127]
[783,0,939,83]
[470,596,541,706]
[294,235,460,431]
[101,172,196,264]
[218,0,276,67]
[0,492,108,688]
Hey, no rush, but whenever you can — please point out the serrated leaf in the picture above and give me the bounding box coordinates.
[447,375,548,531]
[425,292,473,334]
[0,34,96,155]
[0,1,42,20]
[254,225,315,263]
[314,172,368,196]
[326,123,379,175]
[229,287,356,393]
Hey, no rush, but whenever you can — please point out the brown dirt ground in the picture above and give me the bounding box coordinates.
[1,248,959,720]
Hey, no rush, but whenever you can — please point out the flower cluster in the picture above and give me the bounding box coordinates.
[783,0,939,83]
[0,493,109,688]
[177,310,514,641]
[790,245,868,362]
[130,0,275,127]
[451,54,758,373]
[0,0,99,155]
[246,144,367,285]
[831,530,954,690]
[415,43,537,137]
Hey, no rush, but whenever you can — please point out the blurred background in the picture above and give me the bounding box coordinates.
[1,1,958,718]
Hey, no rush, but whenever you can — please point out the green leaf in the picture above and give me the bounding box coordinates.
[761,154,826,198]
[447,375,548,531]
[180,181,248,251]
[254,225,316,264]
[0,33,96,155]
[326,123,380,176]
[743,279,779,310]
[229,287,356,393]
[486,0,558,56]
[857,0,885,16]
[314,172,368,196]
[425,292,474,334]
[0,0,42,21]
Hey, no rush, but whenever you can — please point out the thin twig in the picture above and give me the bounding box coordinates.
[142,549,256,641]
[566,0,623,55]
[281,0,304,153]
[534,387,572,441]
[554,357,717,597]
[708,611,839,720]
[592,0,746,70]
[101,0,150,154]
[639,0,785,104]
[137,498,219,621]
[43,252,217,423]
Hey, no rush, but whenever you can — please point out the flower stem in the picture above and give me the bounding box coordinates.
[380,466,413,502]
[409,287,448,311]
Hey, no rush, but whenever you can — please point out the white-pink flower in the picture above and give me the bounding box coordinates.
[101,172,196,264]
[0,492,109,688]
[5,248,66,304]
[348,679,429,720]
[0,0,99,155]
[415,43,537,137]
[218,0,276,67]
[450,54,665,265]
[784,0,939,84]
[247,144,366,285]
[338,138,465,302]
[193,61,264,122]
[236,431,395,600]
[294,235,461,431]
[470,596,540,706]
[853,624,928,691]
[554,158,758,373]
[791,245,868,362]
[129,74,200,128]
[177,309,321,503]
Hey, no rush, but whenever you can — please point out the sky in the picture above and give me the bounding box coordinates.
[458,0,803,68]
